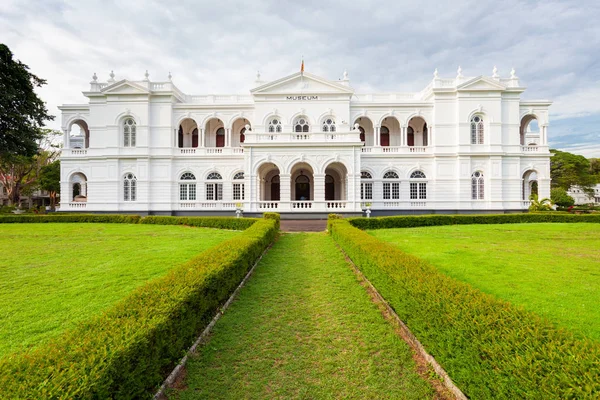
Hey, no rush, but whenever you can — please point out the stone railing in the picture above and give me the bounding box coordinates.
[361,146,431,154]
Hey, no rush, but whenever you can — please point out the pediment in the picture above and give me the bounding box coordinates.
[251,72,354,95]
[101,80,151,95]
[457,76,506,91]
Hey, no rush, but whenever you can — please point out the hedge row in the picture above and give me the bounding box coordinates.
[0,214,268,231]
[140,215,257,230]
[349,212,600,230]
[329,218,600,399]
[0,214,142,224]
[0,217,278,398]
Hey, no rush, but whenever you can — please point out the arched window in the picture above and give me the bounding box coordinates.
[471,171,484,200]
[177,126,184,148]
[123,118,136,147]
[179,172,196,201]
[240,127,246,144]
[358,126,365,144]
[470,116,484,144]
[206,172,223,201]
[383,171,400,200]
[322,118,336,132]
[233,172,245,200]
[72,183,81,199]
[268,118,282,133]
[124,173,137,201]
[216,127,225,148]
[380,126,390,147]
[360,171,373,200]
[410,171,427,200]
[192,128,199,148]
[294,116,310,133]
[407,127,414,147]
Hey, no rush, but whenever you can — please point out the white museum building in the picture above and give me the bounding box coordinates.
[58,67,551,216]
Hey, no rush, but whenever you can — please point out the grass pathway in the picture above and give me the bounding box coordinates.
[173,233,436,399]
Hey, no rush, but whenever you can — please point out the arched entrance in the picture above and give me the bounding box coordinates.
[324,162,348,201]
[522,170,538,200]
[290,162,314,201]
[354,117,374,146]
[258,163,280,201]
[520,115,539,145]
[68,120,90,149]
[70,173,88,202]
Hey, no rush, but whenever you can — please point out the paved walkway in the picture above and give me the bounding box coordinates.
[280,219,327,232]
[172,233,437,399]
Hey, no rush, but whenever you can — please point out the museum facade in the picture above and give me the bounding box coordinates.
[58,68,551,215]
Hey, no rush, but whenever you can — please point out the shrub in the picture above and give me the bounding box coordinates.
[140,216,256,230]
[328,218,600,398]
[262,212,280,230]
[348,213,600,230]
[0,214,142,224]
[551,188,575,207]
[0,217,278,398]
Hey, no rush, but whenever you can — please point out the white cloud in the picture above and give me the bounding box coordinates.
[1,0,600,143]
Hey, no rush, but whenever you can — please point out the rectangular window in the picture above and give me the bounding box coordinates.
[124,182,130,201]
[189,184,196,201]
[130,181,136,201]
[419,182,427,199]
[391,182,399,199]
[410,182,417,199]
[383,182,390,200]
[233,183,245,200]
[361,182,372,200]
[179,184,187,201]
[206,184,214,200]
[471,124,476,144]
[216,183,223,200]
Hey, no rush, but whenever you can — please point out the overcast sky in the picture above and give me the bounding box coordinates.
[2,0,599,157]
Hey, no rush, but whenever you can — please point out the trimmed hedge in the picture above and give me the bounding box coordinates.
[349,212,600,230]
[263,212,280,230]
[0,214,142,224]
[329,218,600,398]
[140,215,257,230]
[0,217,278,398]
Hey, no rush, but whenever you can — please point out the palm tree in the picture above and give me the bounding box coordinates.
[528,194,553,212]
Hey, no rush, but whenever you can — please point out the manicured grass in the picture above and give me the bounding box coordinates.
[176,233,435,399]
[370,223,600,341]
[0,223,240,357]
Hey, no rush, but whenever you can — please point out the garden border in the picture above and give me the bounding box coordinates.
[0,214,279,398]
[328,215,600,398]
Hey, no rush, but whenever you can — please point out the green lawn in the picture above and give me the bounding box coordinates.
[175,233,435,399]
[369,223,600,341]
[0,223,240,358]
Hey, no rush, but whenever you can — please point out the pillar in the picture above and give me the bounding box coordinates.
[428,126,432,147]
[401,126,406,146]
[199,128,205,147]
[226,128,231,147]
[314,173,325,202]
[63,129,69,149]
[374,127,380,147]
[280,174,291,208]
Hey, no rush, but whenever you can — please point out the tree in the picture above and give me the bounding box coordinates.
[0,129,60,206]
[550,187,575,208]
[528,194,553,212]
[550,149,599,195]
[39,160,60,211]
[0,44,54,158]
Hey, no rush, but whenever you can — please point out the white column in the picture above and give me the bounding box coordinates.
[199,128,205,147]
[374,127,380,147]
[401,126,406,146]
[314,173,325,203]
[226,128,231,147]
[63,129,69,149]
[428,126,432,147]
